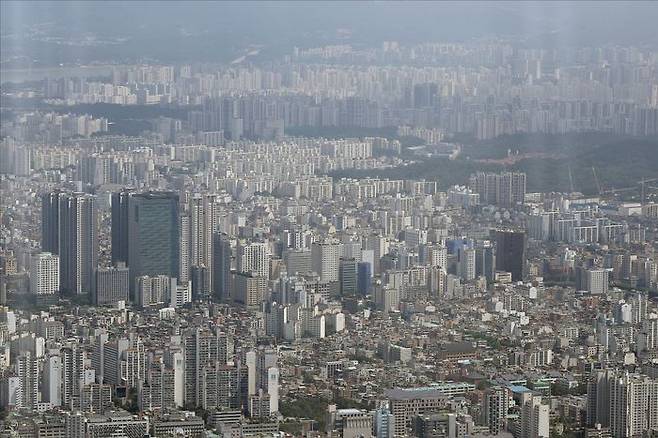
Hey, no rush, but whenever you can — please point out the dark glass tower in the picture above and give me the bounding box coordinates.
[110,189,134,265]
[495,230,526,282]
[41,191,62,254]
[41,191,98,295]
[212,233,232,301]
[127,191,180,289]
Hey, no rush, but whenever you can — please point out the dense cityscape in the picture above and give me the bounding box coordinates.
[1,2,658,438]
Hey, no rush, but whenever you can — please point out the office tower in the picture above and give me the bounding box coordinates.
[339,258,358,296]
[212,233,233,301]
[283,248,312,275]
[475,244,496,282]
[29,252,59,296]
[495,230,526,281]
[41,191,62,254]
[98,338,130,386]
[312,240,343,282]
[577,268,610,295]
[365,234,388,275]
[457,247,476,281]
[232,272,267,306]
[126,191,180,291]
[483,386,510,434]
[188,194,215,298]
[237,241,270,278]
[374,405,395,438]
[42,192,98,296]
[110,189,133,265]
[521,395,550,438]
[357,262,372,296]
[586,369,612,428]
[94,264,129,305]
[191,265,209,300]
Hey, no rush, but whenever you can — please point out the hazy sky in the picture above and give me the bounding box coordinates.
[2,1,658,66]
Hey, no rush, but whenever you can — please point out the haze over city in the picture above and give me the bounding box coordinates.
[1,2,658,438]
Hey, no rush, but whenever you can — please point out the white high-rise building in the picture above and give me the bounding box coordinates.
[521,395,550,438]
[238,241,270,278]
[42,354,62,407]
[30,252,59,296]
[586,269,609,295]
[610,373,658,438]
[267,367,279,414]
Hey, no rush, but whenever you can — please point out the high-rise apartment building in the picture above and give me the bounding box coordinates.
[41,192,98,296]
[609,373,658,438]
[237,241,270,278]
[30,252,59,296]
[469,172,526,207]
[94,264,129,305]
[520,395,550,438]
[187,194,215,298]
[484,386,510,434]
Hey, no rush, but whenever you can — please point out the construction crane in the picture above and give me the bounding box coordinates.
[567,165,575,193]
[592,167,602,195]
[600,177,658,196]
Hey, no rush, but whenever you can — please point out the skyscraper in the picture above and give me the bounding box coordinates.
[212,233,233,301]
[125,191,180,292]
[41,192,98,296]
[312,240,343,282]
[339,258,358,296]
[495,230,526,281]
[187,194,215,298]
[110,189,134,265]
[41,191,62,255]
[475,243,496,283]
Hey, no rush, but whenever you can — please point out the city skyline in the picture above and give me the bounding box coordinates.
[1,2,658,438]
